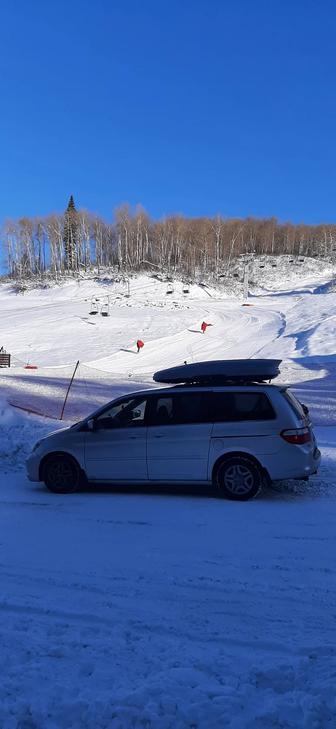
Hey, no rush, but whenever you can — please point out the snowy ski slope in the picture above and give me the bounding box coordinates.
[0,264,335,420]
[1,263,336,728]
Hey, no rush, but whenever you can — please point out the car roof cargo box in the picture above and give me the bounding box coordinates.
[153,359,282,385]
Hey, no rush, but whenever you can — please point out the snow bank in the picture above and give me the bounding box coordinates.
[1,653,335,728]
[0,398,65,470]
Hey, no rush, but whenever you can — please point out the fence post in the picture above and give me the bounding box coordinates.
[60,360,80,420]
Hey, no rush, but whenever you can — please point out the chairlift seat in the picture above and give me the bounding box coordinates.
[90,298,99,315]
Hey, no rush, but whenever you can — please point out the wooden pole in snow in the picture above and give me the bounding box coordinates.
[60,360,80,420]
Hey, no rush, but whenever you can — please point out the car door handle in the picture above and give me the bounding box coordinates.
[154,434,164,438]
[129,435,139,439]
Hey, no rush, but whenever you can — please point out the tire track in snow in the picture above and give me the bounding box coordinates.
[251,310,287,357]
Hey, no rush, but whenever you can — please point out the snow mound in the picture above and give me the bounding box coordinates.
[0,398,65,471]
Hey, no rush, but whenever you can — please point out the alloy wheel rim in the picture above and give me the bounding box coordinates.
[49,461,74,488]
[222,464,254,495]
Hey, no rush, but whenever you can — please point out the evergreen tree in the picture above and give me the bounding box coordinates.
[63,195,78,270]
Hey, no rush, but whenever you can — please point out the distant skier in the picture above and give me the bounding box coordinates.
[201,321,212,334]
[136,339,144,353]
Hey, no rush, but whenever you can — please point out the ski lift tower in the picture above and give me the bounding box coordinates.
[242,252,255,299]
[243,264,249,299]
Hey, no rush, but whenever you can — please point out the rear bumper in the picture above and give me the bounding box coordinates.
[292,446,321,479]
[313,446,321,464]
[306,446,321,476]
[291,446,321,479]
[265,444,321,481]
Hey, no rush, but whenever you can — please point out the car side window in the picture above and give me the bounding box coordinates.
[213,392,276,422]
[150,397,174,425]
[95,397,147,429]
[149,393,209,425]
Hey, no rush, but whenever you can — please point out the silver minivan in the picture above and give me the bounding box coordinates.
[26,381,321,500]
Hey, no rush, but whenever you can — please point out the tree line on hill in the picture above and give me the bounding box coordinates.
[2,197,336,282]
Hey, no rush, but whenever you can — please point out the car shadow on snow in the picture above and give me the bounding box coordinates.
[79,482,216,499]
[31,479,333,502]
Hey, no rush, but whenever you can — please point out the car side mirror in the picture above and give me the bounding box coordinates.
[87,418,96,431]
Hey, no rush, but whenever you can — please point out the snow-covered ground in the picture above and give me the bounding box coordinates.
[1,441,335,729]
[1,259,336,727]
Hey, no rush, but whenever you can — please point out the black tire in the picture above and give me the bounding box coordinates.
[214,455,262,501]
[43,454,80,494]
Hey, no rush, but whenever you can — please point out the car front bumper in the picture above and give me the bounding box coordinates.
[26,453,41,482]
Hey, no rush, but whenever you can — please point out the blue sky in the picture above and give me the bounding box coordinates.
[0,0,335,225]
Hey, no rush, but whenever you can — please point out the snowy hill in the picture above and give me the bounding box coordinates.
[1,263,336,727]
[0,261,335,420]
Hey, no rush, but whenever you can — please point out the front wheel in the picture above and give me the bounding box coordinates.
[43,454,80,494]
[214,456,262,501]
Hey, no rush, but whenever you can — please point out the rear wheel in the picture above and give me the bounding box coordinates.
[214,456,262,501]
[43,454,80,494]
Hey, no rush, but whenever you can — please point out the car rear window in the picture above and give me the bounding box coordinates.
[281,389,306,420]
[212,391,276,422]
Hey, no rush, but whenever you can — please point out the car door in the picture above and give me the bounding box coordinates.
[147,392,212,481]
[210,390,279,457]
[84,395,148,481]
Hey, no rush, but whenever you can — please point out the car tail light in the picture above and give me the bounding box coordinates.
[281,427,311,445]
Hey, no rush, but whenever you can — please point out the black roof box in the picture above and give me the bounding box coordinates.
[153,359,281,385]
